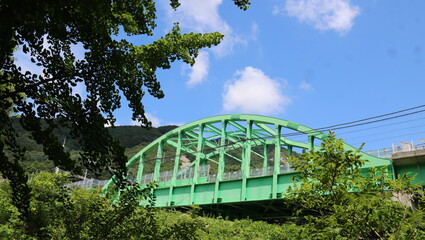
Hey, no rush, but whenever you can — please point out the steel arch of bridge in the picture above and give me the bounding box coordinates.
[103,114,393,207]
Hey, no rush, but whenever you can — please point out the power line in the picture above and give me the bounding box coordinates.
[334,116,425,135]
[349,130,425,146]
[329,109,425,131]
[316,104,425,130]
[279,107,425,138]
[342,124,425,141]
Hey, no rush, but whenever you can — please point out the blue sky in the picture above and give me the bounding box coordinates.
[16,0,425,151]
[119,0,425,151]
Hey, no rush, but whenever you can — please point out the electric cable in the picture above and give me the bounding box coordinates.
[279,108,425,138]
[342,124,425,141]
[334,116,425,135]
[314,104,425,130]
[350,130,425,146]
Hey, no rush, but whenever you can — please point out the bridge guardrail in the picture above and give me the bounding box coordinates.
[65,164,297,189]
[138,164,295,186]
[366,139,425,158]
[65,179,109,189]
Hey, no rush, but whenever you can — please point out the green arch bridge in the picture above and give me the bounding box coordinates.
[102,114,417,218]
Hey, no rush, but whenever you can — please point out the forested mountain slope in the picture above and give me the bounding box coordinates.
[10,117,177,175]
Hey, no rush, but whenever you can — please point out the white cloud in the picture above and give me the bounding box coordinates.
[283,0,360,34]
[167,122,184,127]
[169,0,227,33]
[222,67,291,114]
[131,113,161,127]
[104,119,120,127]
[104,120,114,128]
[186,51,210,87]
[273,5,283,15]
[299,81,314,91]
[166,0,245,57]
[251,22,260,41]
[147,113,161,127]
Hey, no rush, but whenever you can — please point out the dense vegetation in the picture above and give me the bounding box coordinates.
[0,171,294,240]
[10,117,177,152]
[9,117,177,177]
[1,134,425,239]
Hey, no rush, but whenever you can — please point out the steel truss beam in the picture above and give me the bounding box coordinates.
[103,114,394,211]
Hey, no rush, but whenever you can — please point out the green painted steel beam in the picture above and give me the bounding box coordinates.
[153,141,163,181]
[166,139,218,164]
[214,120,228,203]
[205,123,246,149]
[255,122,312,150]
[203,137,265,160]
[228,120,267,144]
[184,130,220,150]
[241,120,253,201]
[272,125,281,198]
[136,155,144,184]
[169,130,182,206]
[191,124,205,204]
[103,114,394,210]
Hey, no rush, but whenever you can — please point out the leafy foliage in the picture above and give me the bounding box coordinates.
[0,171,286,240]
[0,0,250,230]
[285,132,425,239]
[0,172,159,239]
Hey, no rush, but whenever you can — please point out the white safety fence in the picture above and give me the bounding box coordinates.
[366,139,425,158]
[65,179,109,189]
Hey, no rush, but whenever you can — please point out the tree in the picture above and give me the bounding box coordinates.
[0,0,251,231]
[0,172,160,239]
[285,132,425,239]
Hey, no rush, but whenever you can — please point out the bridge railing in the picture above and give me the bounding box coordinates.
[138,164,295,186]
[65,179,109,189]
[366,139,425,158]
[62,163,294,189]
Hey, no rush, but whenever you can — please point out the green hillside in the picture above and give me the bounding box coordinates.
[12,117,177,151]
[11,117,177,176]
